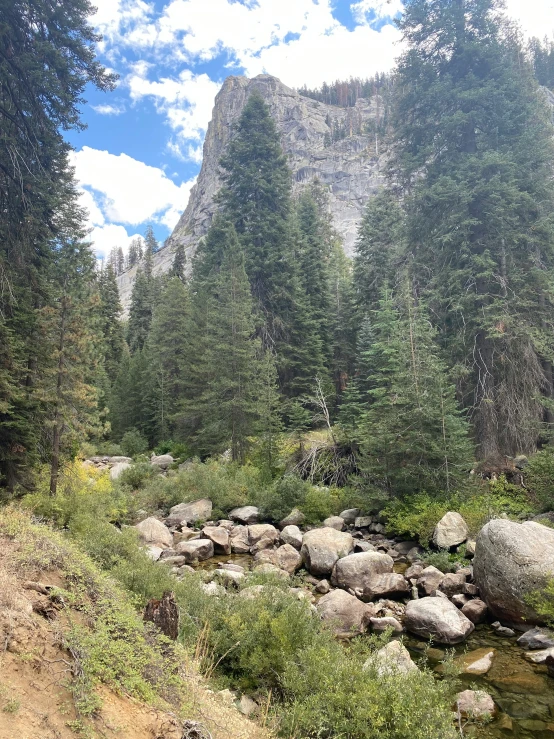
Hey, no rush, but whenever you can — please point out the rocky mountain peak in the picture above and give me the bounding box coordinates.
[116,73,386,310]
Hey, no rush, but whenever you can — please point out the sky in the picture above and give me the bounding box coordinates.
[69,0,554,260]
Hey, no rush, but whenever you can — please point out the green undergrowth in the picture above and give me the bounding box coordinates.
[14,460,462,739]
[0,507,188,729]
[382,476,535,547]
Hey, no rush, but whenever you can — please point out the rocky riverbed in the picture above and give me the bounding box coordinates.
[122,487,554,737]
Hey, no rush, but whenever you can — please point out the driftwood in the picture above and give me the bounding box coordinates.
[143,591,179,640]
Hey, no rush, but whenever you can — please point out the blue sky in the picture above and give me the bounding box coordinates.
[70,0,554,259]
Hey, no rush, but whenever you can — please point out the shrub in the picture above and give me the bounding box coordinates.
[255,474,309,522]
[117,462,158,492]
[525,448,554,512]
[421,550,464,573]
[95,441,123,456]
[382,494,450,547]
[120,428,149,457]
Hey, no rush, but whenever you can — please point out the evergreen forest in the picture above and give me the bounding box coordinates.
[3,1,554,738]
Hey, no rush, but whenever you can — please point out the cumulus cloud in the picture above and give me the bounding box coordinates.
[88,224,143,260]
[505,0,554,38]
[72,146,194,226]
[351,0,404,24]
[128,68,220,151]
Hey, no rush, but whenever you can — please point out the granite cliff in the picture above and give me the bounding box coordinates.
[116,73,387,310]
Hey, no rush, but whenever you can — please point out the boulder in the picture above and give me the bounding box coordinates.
[229,506,259,525]
[524,647,554,664]
[331,551,394,592]
[280,525,303,550]
[364,639,418,676]
[316,589,374,638]
[230,525,250,553]
[363,573,410,601]
[315,579,330,594]
[108,456,133,464]
[465,540,476,557]
[279,508,305,528]
[461,599,488,624]
[301,528,353,577]
[417,566,445,596]
[322,516,345,531]
[150,454,174,469]
[354,541,376,553]
[202,526,231,555]
[213,569,245,586]
[239,695,258,717]
[405,597,475,644]
[174,539,214,563]
[248,524,279,549]
[439,572,467,597]
[370,616,403,635]
[456,690,495,720]
[517,627,554,650]
[252,563,290,579]
[166,499,213,527]
[354,516,373,528]
[339,508,360,525]
[173,528,200,545]
[433,511,469,549]
[110,461,131,480]
[394,540,420,556]
[135,517,173,548]
[145,545,163,561]
[254,544,302,575]
[473,519,554,625]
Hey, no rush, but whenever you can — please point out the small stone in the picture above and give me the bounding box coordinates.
[315,579,330,594]
[524,647,554,664]
[456,648,494,675]
[451,594,471,608]
[455,690,495,719]
[239,695,258,716]
[465,540,476,557]
[491,621,515,637]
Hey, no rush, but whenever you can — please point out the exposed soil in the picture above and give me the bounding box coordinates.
[0,537,269,739]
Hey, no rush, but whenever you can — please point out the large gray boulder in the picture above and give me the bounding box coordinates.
[473,519,554,625]
[248,524,279,550]
[331,551,393,592]
[110,461,131,480]
[202,526,231,555]
[150,454,174,469]
[301,528,353,576]
[230,525,250,553]
[405,597,475,645]
[280,525,303,550]
[316,589,374,638]
[174,539,214,563]
[279,508,305,528]
[433,511,469,549]
[135,517,173,548]
[363,573,410,601]
[166,498,213,527]
[254,544,302,575]
[229,506,259,524]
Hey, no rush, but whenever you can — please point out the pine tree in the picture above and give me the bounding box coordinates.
[353,189,405,315]
[126,268,153,353]
[98,264,125,378]
[171,242,187,281]
[217,93,299,375]
[143,277,191,444]
[187,223,270,462]
[144,225,158,255]
[338,316,374,433]
[393,0,554,457]
[358,285,473,496]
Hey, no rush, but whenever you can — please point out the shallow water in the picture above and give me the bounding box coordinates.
[407,626,554,738]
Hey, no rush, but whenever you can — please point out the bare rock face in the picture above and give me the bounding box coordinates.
[473,519,554,625]
[301,528,354,577]
[316,589,374,638]
[116,74,385,311]
[331,551,394,592]
[405,597,475,645]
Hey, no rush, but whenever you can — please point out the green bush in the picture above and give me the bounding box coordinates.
[525,448,554,512]
[94,441,123,456]
[382,494,450,547]
[255,474,309,522]
[117,462,158,492]
[120,428,149,457]
[421,550,465,573]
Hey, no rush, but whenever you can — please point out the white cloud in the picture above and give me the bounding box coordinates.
[505,0,554,38]
[92,102,126,115]
[128,68,220,159]
[88,224,143,260]
[351,0,404,24]
[72,146,194,226]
